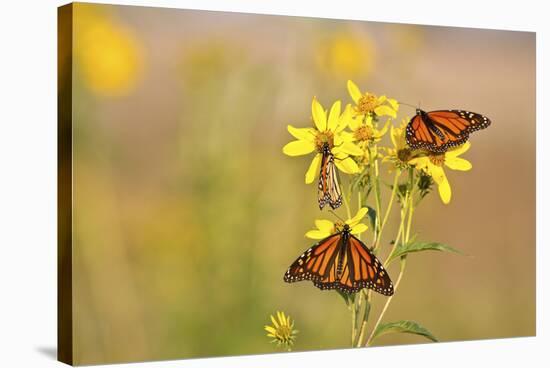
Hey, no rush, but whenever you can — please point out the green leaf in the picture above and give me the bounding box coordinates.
[387,241,461,264]
[371,320,438,344]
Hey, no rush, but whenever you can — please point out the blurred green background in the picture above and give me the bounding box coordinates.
[67,3,535,365]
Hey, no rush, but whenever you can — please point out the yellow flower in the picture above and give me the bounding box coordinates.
[348,114,390,145]
[315,32,375,80]
[305,207,369,239]
[347,80,399,120]
[75,5,144,96]
[409,143,472,204]
[264,311,298,351]
[382,119,417,170]
[282,98,363,184]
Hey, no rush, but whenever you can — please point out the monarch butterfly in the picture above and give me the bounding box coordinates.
[318,142,342,210]
[284,224,394,295]
[406,109,491,153]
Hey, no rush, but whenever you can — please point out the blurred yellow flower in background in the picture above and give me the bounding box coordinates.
[409,143,472,204]
[264,311,298,351]
[347,80,398,119]
[282,98,362,183]
[75,5,144,96]
[305,207,369,239]
[316,32,375,80]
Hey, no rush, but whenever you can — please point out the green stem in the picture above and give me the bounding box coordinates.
[373,169,401,252]
[351,297,356,346]
[373,150,382,238]
[365,168,416,347]
[355,290,372,347]
[342,184,352,220]
[365,259,406,346]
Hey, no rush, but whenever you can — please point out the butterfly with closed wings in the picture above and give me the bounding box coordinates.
[318,142,343,210]
[406,109,491,153]
[284,223,394,295]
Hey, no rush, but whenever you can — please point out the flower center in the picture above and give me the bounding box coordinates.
[277,325,293,343]
[429,153,446,166]
[397,148,412,163]
[356,93,379,114]
[315,131,334,152]
[333,220,345,233]
[354,125,374,142]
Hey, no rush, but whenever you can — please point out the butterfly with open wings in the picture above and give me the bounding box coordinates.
[284,223,394,295]
[406,109,491,153]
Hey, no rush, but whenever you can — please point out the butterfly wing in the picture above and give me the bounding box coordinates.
[285,232,394,296]
[318,151,342,210]
[284,233,342,284]
[313,235,394,295]
[406,110,491,153]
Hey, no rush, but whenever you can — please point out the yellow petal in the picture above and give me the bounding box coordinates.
[312,97,327,131]
[315,219,334,233]
[429,165,446,185]
[347,80,362,104]
[283,140,315,156]
[271,315,279,328]
[437,175,452,204]
[335,131,356,145]
[409,156,429,169]
[335,157,359,174]
[447,142,471,158]
[377,95,387,104]
[374,105,397,118]
[377,119,391,137]
[306,229,331,239]
[390,126,399,148]
[305,153,322,184]
[333,141,363,156]
[445,157,472,171]
[336,104,353,132]
[265,326,277,334]
[350,223,368,235]
[348,116,361,130]
[277,311,285,324]
[327,100,341,131]
[346,207,369,226]
[364,115,374,128]
[287,125,315,142]
[388,98,399,111]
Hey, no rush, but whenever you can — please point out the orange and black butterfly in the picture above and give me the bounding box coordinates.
[318,142,342,210]
[406,109,491,153]
[284,224,394,295]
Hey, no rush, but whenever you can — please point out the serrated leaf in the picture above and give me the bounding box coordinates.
[387,241,461,264]
[371,320,438,343]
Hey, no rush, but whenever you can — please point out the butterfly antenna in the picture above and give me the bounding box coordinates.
[397,100,417,109]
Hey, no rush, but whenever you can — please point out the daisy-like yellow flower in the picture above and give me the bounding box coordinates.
[348,114,390,146]
[282,98,363,184]
[305,207,369,239]
[409,142,472,204]
[264,311,298,351]
[382,119,417,170]
[347,80,399,120]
